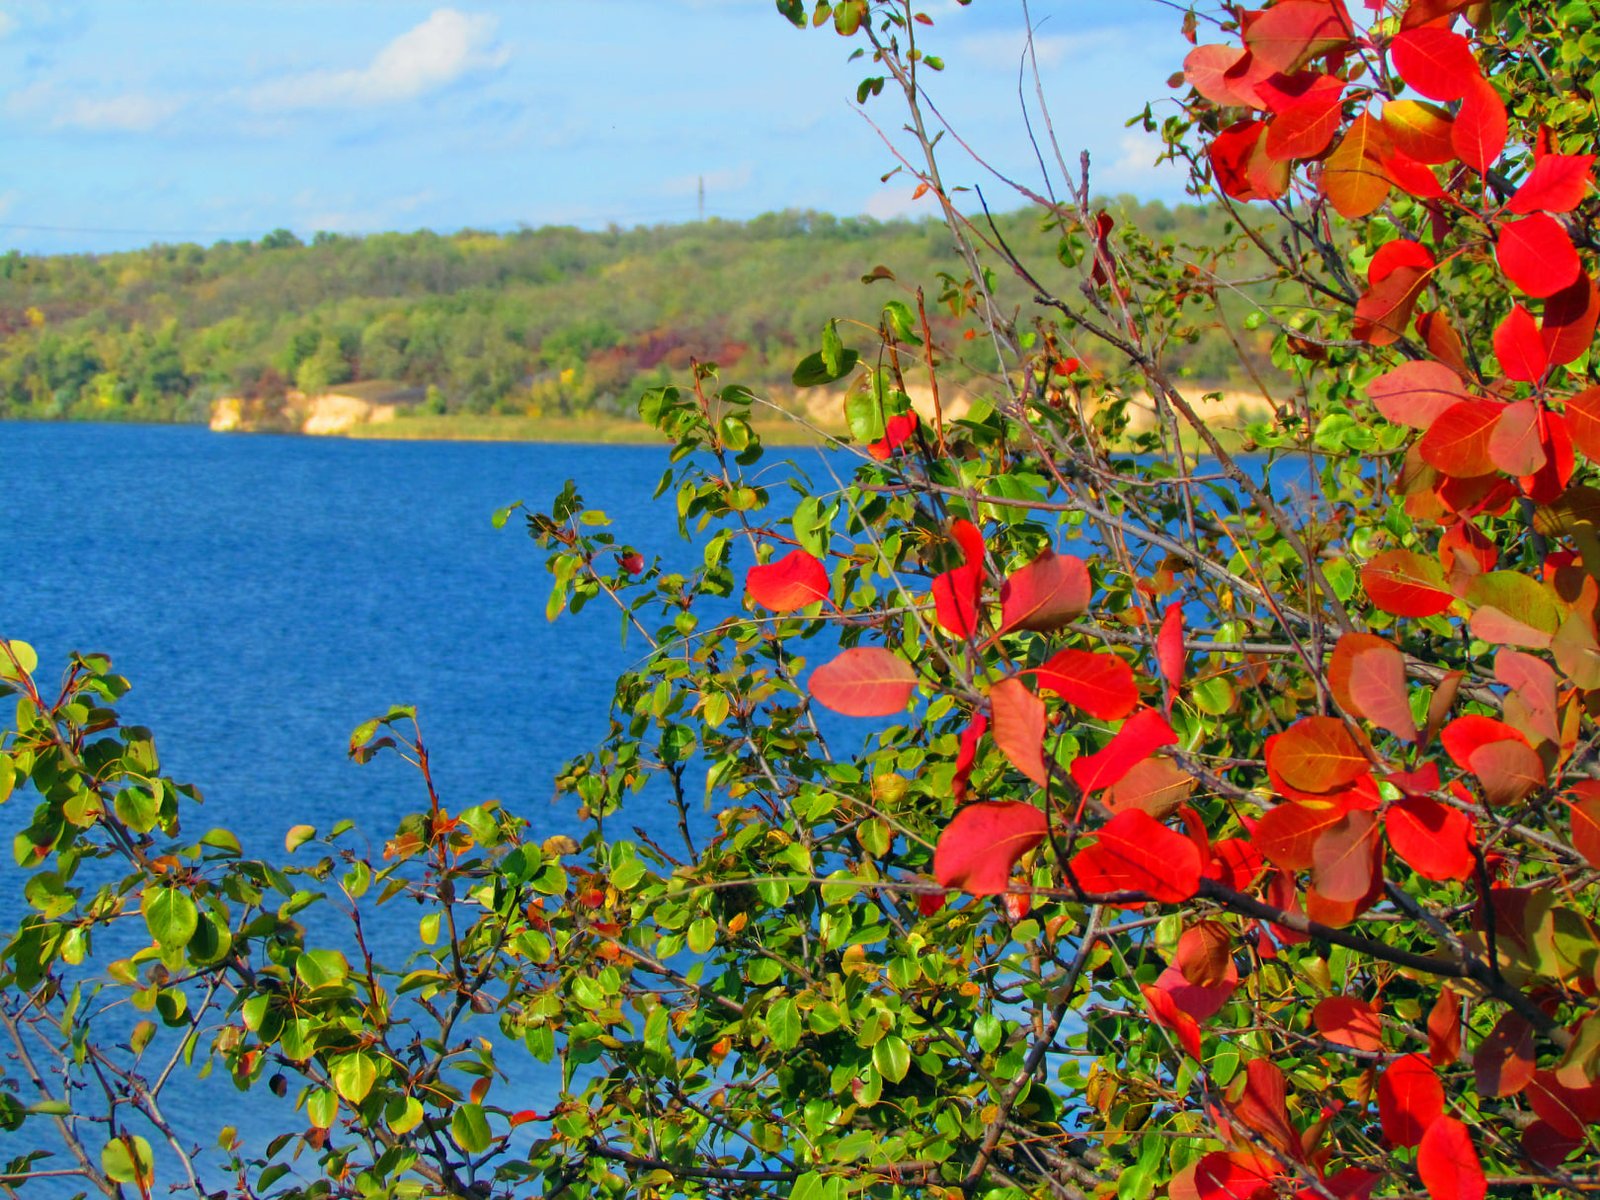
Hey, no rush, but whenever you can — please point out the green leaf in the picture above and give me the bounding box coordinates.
[284,824,317,853]
[451,1102,493,1154]
[331,1052,379,1103]
[872,1033,911,1083]
[306,1088,339,1129]
[0,640,38,680]
[295,949,350,990]
[792,348,860,387]
[101,1135,153,1185]
[142,886,198,950]
[768,997,802,1050]
[387,1094,425,1134]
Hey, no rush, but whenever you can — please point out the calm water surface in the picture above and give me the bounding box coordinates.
[4,420,774,1190]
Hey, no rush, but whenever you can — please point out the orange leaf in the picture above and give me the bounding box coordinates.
[808,646,917,717]
[990,676,1050,787]
[1266,717,1368,794]
[1330,632,1417,741]
[1312,995,1383,1052]
[1366,360,1469,430]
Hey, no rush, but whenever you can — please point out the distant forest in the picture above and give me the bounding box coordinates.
[0,199,1272,424]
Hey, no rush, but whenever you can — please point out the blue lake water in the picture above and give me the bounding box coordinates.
[4,420,828,1190]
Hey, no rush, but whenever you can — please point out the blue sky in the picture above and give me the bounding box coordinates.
[0,1,1193,255]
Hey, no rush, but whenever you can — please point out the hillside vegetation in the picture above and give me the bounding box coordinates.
[0,200,1272,425]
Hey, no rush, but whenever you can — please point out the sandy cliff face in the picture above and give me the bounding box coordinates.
[209,390,401,435]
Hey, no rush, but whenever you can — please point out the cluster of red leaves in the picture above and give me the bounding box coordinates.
[735,4,1600,1196]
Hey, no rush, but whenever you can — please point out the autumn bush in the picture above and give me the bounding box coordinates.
[6,1,1600,1198]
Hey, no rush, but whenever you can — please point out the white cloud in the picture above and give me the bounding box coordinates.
[0,13,16,38]
[249,8,506,111]
[1098,129,1182,191]
[862,183,935,221]
[8,81,182,132]
[956,29,1113,73]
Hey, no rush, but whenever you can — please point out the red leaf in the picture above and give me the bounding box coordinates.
[1157,603,1186,692]
[1266,717,1368,794]
[1311,810,1380,902]
[1070,809,1202,902]
[1418,400,1501,478]
[1440,714,1528,767]
[1210,119,1287,202]
[1070,708,1178,793]
[1385,796,1475,880]
[1487,399,1546,476]
[1467,738,1545,804]
[1495,647,1560,746]
[1329,632,1418,741]
[1390,26,1481,102]
[1233,1059,1302,1158]
[1209,837,1265,892]
[1142,983,1203,1060]
[1417,310,1471,376]
[1475,1011,1535,1097]
[867,411,918,459]
[1366,360,1469,430]
[1452,78,1507,174]
[808,646,917,717]
[1427,988,1462,1066]
[1493,304,1551,383]
[1192,1151,1280,1200]
[1255,802,1350,872]
[998,549,1091,632]
[1527,1070,1600,1139]
[1312,996,1383,1051]
[1378,1052,1444,1147]
[1508,152,1595,214]
[931,519,985,637]
[1522,1120,1584,1171]
[990,676,1050,787]
[1363,549,1454,616]
[1544,273,1600,367]
[1496,213,1582,298]
[1032,649,1138,720]
[1563,386,1600,460]
[932,801,1047,896]
[747,549,829,612]
[1568,791,1600,866]
[1264,84,1347,161]
[951,712,988,802]
[1417,1117,1486,1200]
[1243,0,1350,73]
[1183,44,1263,107]
[1354,241,1434,344]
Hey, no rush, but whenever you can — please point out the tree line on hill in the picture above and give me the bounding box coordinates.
[0,200,1271,425]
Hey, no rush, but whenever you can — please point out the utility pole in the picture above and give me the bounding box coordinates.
[698,175,705,222]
